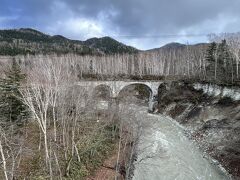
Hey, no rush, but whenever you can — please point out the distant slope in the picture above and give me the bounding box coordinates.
[147,42,208,52]
[153,42,186,50]
[83,36,138,54]
[0,28,138,56]
[144,42,209,76]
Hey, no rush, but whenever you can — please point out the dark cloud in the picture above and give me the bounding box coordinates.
[1,0,240,49]
[62,0,240,34]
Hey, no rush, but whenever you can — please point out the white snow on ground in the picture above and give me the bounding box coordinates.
[194,83,240,100]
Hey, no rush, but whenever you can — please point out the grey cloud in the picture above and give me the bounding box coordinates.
[62,0,240,35]
[1,0,240,49]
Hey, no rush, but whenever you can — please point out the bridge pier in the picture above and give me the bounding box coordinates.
[148,93,158,113]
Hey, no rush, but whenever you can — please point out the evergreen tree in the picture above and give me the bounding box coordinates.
[206,42,217,80]
[206,42,217,63]
[206,40,233,83]
[217,40,233,82]
[0,58,28,124]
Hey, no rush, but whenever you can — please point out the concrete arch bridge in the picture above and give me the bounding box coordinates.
[76,80,164,111]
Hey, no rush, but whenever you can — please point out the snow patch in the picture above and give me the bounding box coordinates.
[194,83,240,100]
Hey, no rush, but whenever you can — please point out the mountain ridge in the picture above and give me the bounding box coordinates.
[0,28,208,56]
[0,28,138,56]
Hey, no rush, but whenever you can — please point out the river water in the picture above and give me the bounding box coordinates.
[118,105,230,180]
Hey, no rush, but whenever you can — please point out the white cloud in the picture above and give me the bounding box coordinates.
[47,18,105,40]
[44,1,118,40]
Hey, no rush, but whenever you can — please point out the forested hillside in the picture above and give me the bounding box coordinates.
[0,28,138,55]
[84,36,138,54]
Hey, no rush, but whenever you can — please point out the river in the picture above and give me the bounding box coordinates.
[118,104,230,180]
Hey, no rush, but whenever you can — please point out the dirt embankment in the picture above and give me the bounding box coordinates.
[156,82,240,179]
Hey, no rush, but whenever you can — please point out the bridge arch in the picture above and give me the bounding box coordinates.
[92,84,112,100]
[117,83,153,102]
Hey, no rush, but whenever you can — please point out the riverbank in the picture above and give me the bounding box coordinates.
[156,82,240,179]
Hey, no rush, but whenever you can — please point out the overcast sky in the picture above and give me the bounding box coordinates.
[1,0,240,50]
